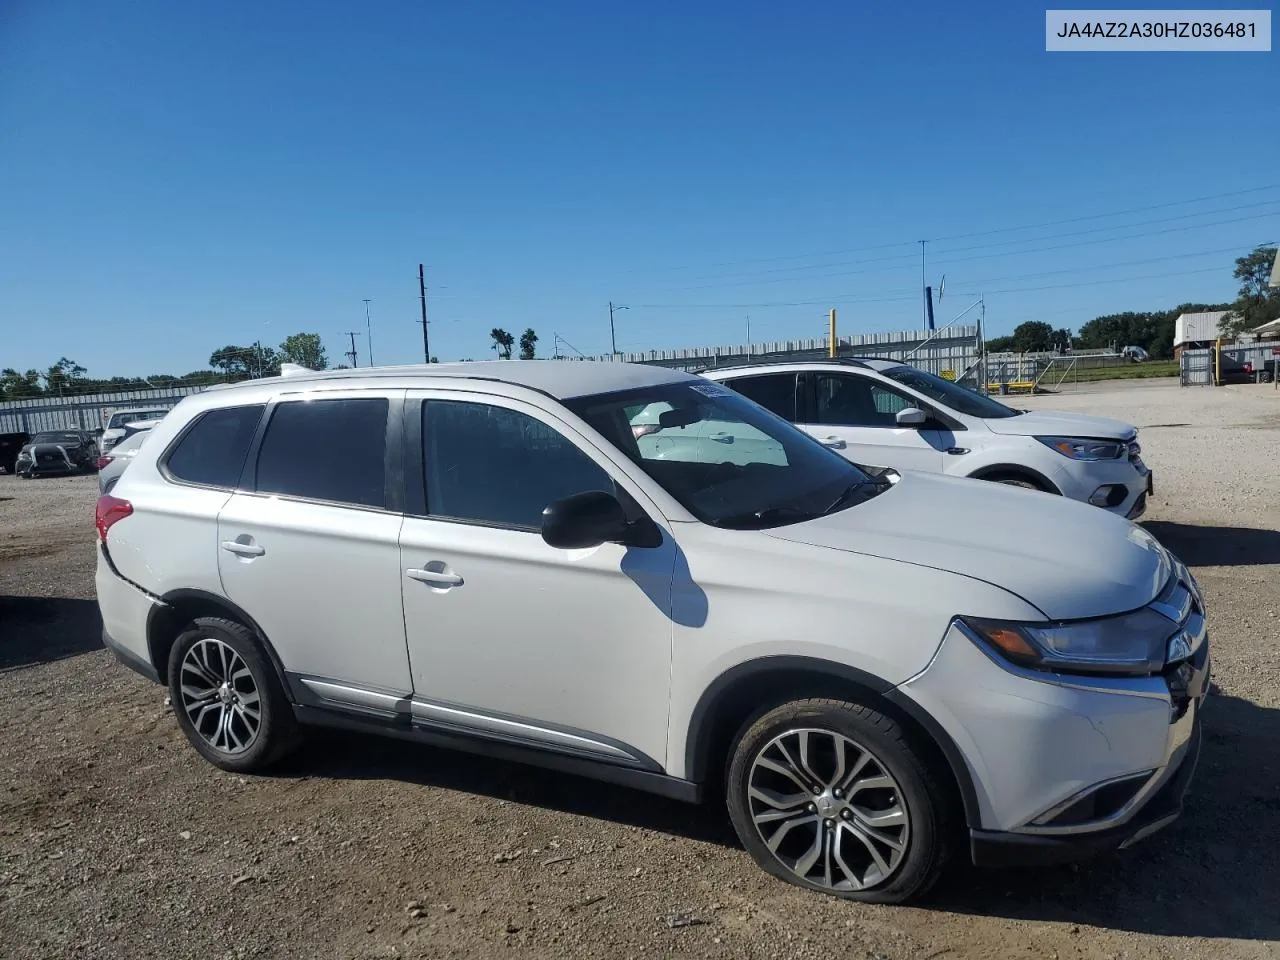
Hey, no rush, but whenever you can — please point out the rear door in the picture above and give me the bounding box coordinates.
[798,371,946,473]
[216,391,413,702]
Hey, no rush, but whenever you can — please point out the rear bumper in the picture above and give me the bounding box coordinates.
[102,626,161,684]
[971,710,1201,866]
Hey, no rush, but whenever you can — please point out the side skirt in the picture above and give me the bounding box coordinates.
[292,704,702,804]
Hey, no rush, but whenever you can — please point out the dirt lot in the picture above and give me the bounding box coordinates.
[2,379,1278,960]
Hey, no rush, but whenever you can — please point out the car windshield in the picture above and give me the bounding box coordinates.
[32,432,81,444]
[566,380,889,529]
[108,410,165,428]
[877,365,1021,419]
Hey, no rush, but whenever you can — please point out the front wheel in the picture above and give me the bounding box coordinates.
[167,617,299,773]
[726,698,955,903]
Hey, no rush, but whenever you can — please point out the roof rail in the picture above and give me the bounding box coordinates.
[687,356,891,375]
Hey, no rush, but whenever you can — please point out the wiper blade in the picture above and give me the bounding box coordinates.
[821,478,888,515]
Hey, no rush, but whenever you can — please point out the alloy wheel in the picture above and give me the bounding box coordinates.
[747,728,910,891]
[178,638,262,755]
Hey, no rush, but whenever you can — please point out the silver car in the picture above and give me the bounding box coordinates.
[97,428,151,494]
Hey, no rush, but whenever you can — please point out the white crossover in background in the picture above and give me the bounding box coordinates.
[699,358,1153,518]
[95,361,1207,904]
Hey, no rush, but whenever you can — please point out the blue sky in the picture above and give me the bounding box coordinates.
[1,1,1276,376]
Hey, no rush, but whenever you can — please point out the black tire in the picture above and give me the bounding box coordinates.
[982,471,1050,492]
[166,617,299,773]
[726,698,955,904]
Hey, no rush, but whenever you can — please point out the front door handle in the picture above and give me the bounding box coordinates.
[221,540,265,557]
[709,432,734,444]
[818,436,846,449]
[407,568,464,587]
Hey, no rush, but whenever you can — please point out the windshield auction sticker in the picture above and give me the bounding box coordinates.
[1046,10,1271,50]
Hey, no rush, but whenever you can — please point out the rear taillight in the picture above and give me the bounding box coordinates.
[96,456,113,470]
[1245,362,1254,374]
[95,495,133,542]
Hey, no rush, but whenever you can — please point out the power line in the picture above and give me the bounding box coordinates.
[620,182,1280,275]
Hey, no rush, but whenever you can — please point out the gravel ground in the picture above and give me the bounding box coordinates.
[1,379,1278,960]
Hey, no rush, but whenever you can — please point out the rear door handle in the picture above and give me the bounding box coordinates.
[221,540,265,557]
[407,568,463,587]
[818,436,846,449]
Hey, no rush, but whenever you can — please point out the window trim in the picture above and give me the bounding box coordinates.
[236,393,403,514]
[158,403,268,493]
[803,371,964,432]
[404,392,663,536]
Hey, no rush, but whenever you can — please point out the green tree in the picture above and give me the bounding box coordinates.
[519,328,538,360]
[1222,245,1280,334]
[490,328,514,360]
[1011,321,1054,352]
[44,357,86,395]
[209,345,257,378]
[278,332,328,369]
[0,368,44,399]
[984,335,1014,353]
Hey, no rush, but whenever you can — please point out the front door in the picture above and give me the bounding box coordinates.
[217,392,413,701]
[799,371,947,474]
[398,392,676,768]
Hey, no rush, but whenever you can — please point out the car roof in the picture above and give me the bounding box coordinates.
[699,357,906,377]
[206,360,697,401]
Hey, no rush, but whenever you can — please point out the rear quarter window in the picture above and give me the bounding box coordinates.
[163,405,266,489]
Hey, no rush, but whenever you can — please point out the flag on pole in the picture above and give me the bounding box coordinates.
[937,274,946,302]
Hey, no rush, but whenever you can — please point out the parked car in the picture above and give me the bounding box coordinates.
[96,427,153,494]
[0,431,29,475]
[100,408,170,454]
[699,359,1153,518]
[15,429,99,477]
[96,362,1208,903]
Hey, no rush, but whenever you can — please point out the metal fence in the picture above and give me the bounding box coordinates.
[1179,349,1213,386]
[1,325,982,434]
[0,386,206,434]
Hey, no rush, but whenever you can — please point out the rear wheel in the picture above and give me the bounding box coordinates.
[725,698,954,904]
[167,617,299,773]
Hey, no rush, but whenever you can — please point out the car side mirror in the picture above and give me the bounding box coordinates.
[896,407,927,427]
[541,491,634,550]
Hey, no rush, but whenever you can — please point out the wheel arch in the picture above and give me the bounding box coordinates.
[965,462,1060,494]
[683,656,981,829]
[147,589,294,698]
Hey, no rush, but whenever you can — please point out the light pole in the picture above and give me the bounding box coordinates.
[362,299,374,366]
[608,301,630,356]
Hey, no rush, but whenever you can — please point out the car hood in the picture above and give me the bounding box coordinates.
[983,410,1136,441]
[762,471,1169,620]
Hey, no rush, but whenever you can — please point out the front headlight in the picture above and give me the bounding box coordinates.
[1035,436,1126,461]
[961,606,1177,676]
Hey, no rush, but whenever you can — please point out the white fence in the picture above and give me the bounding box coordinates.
[0,385,207,434]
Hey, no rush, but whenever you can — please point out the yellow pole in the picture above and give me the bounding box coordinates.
[828,308,837,358]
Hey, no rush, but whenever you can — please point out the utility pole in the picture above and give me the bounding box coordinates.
[919,240,928,330]
[362,299,374,366]
[608,301,629,356]
[418,264,431,364]
[342,331,361,368]
[746,312,751,344]
[828,309,837,358]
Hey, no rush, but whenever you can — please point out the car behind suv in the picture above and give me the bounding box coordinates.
[96,361,1208,903]
[700,359,1152,518]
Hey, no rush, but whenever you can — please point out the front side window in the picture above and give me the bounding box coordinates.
[813,373,914,428]
[165,404,265,489]
[877,365,1020,419]
[568,381,883,529]
[423,400,614,529]
[256,398,388,507]
[725,373,798,421]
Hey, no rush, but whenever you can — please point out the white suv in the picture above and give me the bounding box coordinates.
[700,359,1153,518]
[95,361,1208,903]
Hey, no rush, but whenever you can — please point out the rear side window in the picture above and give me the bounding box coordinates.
[726,373,797,421]
[256,398,388,508]
[165,405,265,488]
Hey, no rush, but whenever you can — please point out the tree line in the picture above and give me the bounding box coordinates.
[985,245,1278,358]
[1,332,330,401]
